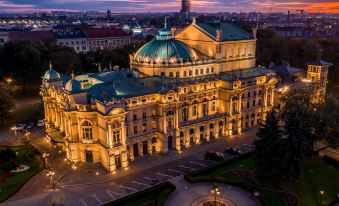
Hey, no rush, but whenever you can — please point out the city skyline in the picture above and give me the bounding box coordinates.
[0,0,338,14]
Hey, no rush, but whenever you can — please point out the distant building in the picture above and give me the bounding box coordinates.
[84,28,131,50]
[0,32,9,45]
[180,0,190,19]
[55,31,88,53]
[107,9,112,19]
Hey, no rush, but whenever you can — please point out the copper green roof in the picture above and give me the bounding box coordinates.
[86,68,273,103]
[196,22,253,41]
[134,38,205,63]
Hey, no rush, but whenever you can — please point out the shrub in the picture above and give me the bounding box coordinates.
[0,148,16,162]
[3,160,18,173]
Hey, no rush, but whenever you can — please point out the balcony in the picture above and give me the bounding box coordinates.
[82,139,98,144]
[179,112,228,127]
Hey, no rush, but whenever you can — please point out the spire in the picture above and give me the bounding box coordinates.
[164,16,167,28]
[49,62,52,70]
[71,71,75,79]
[98,62,102,72]
[192,17,196,24]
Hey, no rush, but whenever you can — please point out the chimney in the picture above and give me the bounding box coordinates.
[216,29,222,41]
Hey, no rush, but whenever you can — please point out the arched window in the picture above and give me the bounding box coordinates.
[82,121,93,140]
[192,106,197,116]
[176,71,180,77]
[200,126,204,132]
[190,128,195,135]
[184,71,187,77]
[219,121,223,126]
[169,72,173,77]
[189,70,192,76]
[206,68,210,73]
[211,101,216,112]
[112,130,120,143]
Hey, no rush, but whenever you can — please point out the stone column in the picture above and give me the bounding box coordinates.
[121,121,126,145]
[108,124,112,147]
[195,127,200,144]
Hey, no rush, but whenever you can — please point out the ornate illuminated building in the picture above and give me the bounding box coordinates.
[41,19,330,172]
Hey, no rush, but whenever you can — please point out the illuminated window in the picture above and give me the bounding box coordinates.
[82,121,92,140]
[112,130,120,143]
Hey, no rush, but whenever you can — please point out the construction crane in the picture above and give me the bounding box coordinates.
[296,10,305,23]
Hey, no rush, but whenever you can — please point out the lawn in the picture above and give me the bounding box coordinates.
[296,157,339,206]
[0,146,44,202]
[104,182,175,206]
[186,154,339,206]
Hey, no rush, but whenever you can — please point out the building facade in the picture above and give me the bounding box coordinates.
[41,19,329,172]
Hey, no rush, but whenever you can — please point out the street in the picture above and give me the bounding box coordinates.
[0,128,257,206]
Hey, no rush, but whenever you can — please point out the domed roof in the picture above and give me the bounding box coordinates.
[44,63,60,81]
[65,76,82,93]
[133,20,203,64]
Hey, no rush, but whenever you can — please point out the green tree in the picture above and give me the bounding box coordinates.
[282,87,317,154]
[278,109,308,182]
[253,109,283,179]
[0,83,14,125]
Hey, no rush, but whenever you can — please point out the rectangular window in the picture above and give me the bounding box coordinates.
[143,123,147,132]
[112,130,120,143]
[133,126,138,134]
[133,114,137,121]
[143,112,146,119]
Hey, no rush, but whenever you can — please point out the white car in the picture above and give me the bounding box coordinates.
[37,120,45,127]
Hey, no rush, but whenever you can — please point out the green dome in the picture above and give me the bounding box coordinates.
[65,79,82,93]
[44,69,60,81]
[134,38,200,64]
[134,21,203,64]
[44,63,60,81]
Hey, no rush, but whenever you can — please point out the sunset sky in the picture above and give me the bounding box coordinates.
[0,0,338,13]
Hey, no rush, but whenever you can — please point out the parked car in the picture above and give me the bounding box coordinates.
[26,122,35,130]
[225,147,241,155]
[205,151,225,161]
[37,120,44,127]
[15,123,26,131]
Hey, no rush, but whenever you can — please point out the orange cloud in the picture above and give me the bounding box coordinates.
[254,1,339,13]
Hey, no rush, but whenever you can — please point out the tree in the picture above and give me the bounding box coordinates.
[253,109,283,179]
[0,83,14,126]
[281,87,317,154]
[314,97,339,147]
[278,109,308,182]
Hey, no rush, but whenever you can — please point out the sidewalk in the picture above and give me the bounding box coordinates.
[166,176,261,206]
[56,129,256,187]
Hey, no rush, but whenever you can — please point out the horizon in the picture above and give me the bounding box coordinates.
[0,0,338,14]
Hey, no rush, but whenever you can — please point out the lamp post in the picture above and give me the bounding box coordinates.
[46,170,55,189]
[42,153,50,168]
[211,184,220,206]
[319,190,324,206]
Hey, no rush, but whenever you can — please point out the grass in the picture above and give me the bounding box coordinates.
[104,182,176,206]
[296,157,339,206]
[0,146,43,202]
[185,154,286,206]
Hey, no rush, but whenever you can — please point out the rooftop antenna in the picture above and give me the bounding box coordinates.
[49,62,52,70]
[164,16,167,28]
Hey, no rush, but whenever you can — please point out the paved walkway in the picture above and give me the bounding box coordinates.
[0,128,257,206]
[167,177,261,206]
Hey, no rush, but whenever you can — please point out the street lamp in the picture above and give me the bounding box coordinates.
[46,170,55,189]
[42,153,50,168]
[319,190,324,206]
[211,184,220,206]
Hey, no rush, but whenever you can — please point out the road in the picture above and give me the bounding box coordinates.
[0,128,257,206]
